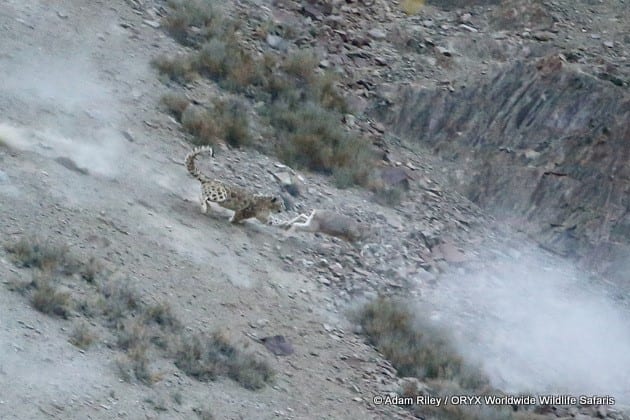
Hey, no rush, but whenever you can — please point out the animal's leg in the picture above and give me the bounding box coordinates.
[256,211,271,224]
[286,210,316,234]
[230,210,245,224]
[200,194,208,214]
[276,213,310,229]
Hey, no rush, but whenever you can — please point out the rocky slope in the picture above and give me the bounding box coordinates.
[0,0,629,419]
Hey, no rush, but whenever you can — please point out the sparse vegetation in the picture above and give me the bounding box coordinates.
[5,235,275,390]
[143,302,180,330]
[70,322,96,349]
[166,98,251,148]
[161,93,190,120]
[358,297,487,387]
[356,297,512,419]
[152,55,197,83]
[155,1,377,188]
[116,346,152,384]
[30,276,71,319]
[81,256,102,283]
[99,279,141,328]
[268,102,372,186]
[5,236,79,274]
[163,0,227,47]
[174,331,274,390]
[400,0,425,15]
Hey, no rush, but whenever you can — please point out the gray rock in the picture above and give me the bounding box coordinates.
[367,28,386,40]
[532,30,555,41]
[266,34,287,50]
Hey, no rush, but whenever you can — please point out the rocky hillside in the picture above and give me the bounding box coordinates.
[0,0,628,419]
[379,56,629,284]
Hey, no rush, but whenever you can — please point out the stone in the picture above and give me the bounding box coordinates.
[459,24,477,33]
[367,28,386,40]
[532,31,555,41]
[436,46,452,56]
[266,34,286,50]
[142,19,160,29]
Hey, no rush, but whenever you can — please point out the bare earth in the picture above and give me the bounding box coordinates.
[1,1,629,420]
[0,1,407,419]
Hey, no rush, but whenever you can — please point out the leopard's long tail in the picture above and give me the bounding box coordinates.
[184,145,215,183]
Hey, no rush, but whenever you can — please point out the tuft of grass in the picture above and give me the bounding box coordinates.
[143,302,181,331]
[179,99,251,147]
[357,297,489,389]
[80,256,102,283]
[161,93,190,120]
[281,49,318,83]
[30,276,71,319]
[151,55,197,83]
[163,0,226,47]
[193,39,262,92]
[99,280,140,328]
[269,102,374,186]
[115,319,150,351]
[174,331,274,390]
[356,298,510,419]
[5,237,79,274]
[116,346,152,384]
[400,0,425,15]
[70,322,96,349]
[373,186,404,207]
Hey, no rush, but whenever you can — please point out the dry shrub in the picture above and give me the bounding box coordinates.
[163,0,224,46]
[270,102,373,187]
[70,322,96,349]
[400,0,425,15]
[5,236,79,274]
[151,55,197,83]
[357,297,488,389]
[158,0,375,189]
[180,99,251,147]
[161,93,190,120]
[174,331,274,390]
[30,277,71,319]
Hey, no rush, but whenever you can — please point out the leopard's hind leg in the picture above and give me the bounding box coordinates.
[200,193,209,214]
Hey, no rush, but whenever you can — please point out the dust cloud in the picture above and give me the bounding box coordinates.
[423,245,630,405]
[0,50,130,179]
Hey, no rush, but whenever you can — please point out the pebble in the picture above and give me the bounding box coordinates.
[367,28,386,40]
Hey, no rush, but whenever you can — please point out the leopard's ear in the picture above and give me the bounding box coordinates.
[271,196,278,202]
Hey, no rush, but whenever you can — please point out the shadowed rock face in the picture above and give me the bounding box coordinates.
[376,57,630,283]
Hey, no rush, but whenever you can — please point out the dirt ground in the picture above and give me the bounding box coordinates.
[0,1,407,419]
[1,1,629,419]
